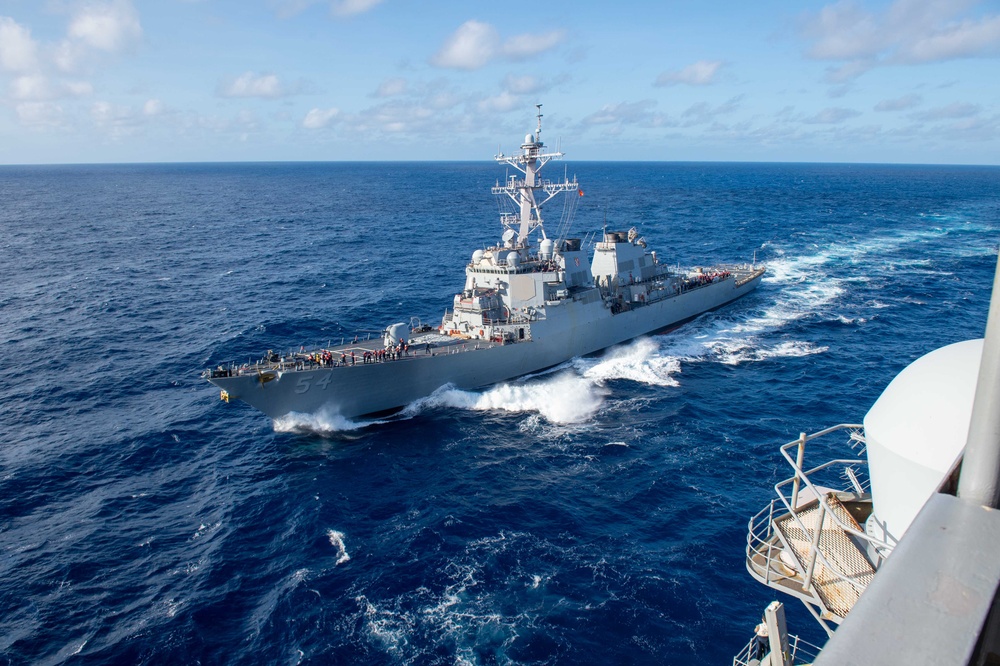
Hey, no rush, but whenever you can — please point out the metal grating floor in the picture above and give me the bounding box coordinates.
[775,495,876,618]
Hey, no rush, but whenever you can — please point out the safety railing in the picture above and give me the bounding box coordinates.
[746,498,792,588]
[732,632,823,666]
[771,425,895,605]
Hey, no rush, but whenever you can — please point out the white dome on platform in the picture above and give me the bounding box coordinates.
[863,338,983,543]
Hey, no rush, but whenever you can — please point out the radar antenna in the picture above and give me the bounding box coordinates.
[491,104,578,245]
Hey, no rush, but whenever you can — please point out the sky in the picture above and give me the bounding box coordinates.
[0,0,998,165]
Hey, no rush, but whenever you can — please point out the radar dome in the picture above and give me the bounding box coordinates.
[539,238,554,260]
[525,133,534,144]
[863,338,983,543]
[472,249,484,264]
[507,252,520,267]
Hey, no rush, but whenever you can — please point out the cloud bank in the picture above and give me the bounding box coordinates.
[430,20,565,70]
[801,0,1000,81]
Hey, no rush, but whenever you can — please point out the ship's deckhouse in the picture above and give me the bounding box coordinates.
[591,229,659,287]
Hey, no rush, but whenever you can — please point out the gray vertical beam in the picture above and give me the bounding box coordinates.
[959,252,1000,509]
[764,601,790,666]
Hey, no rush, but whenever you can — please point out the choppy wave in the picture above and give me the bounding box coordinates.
[274,409,382,434]
[404,374,607,424]
[327,529,351,565]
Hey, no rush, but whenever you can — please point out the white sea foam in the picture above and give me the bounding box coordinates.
[327,529,350,565]
[273,409,379,434]
[573,337,681,387]
[355,594,410,655]
[408,373,606,425]
[717,340,828,365]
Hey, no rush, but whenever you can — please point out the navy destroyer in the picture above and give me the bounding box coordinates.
[205,106,766,421]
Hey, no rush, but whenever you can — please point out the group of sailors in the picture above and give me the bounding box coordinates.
[312,350,355,367]
[692,270,731,285]
[363,343,409,363]
[311,344,414,366]
[212,341,426,378]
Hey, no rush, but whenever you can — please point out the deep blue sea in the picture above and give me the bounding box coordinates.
[1,160,998,665]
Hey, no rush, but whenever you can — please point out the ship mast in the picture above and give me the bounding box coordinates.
[492,104,579,246]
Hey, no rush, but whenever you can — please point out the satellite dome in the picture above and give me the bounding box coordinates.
[507,252,520,267]
[539,238,554,260]
[525,133,534,144]
[863,338,983,542]
[472,249,484,264]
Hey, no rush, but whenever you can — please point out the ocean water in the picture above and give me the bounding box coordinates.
[1,160,998,665]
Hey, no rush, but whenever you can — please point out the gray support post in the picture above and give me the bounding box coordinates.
[958,252,1000,509]
[790,432,806,509]
[764,601,790,666]
[802,503,825,593]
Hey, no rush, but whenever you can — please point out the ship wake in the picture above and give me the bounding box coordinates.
[273,410,388,435]
[404,374,608,425]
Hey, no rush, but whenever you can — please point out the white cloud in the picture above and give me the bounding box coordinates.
[430,20,565,70]
[431,20,500,70]
[580,100,661,127]
[900,14,1000,62]
[373,77,407,97]
[874,93,922,111]
[10,75,52,101]
[143,98,164,116]
[91,100,124,123]
[16,101,66,129]
[68,0,142,53]
[52,39,82,73]
[66,81,93,96]
[478,91,521,113]
[912,102,981,120]
[823,59,874,83]
[272,0,383,18]
[503,74,543,95]
[330,0,384,17]
[219,72,288,98]
[803,2,883,60]
[302,107,340,128]
[342,101,445,136]
[801,0,1000,81]
[502,29,566,60]
[0,17,40,72]
[9,75,92,101]
[803,107,862,123]
[654,60,724,87]
[681,95,745,126]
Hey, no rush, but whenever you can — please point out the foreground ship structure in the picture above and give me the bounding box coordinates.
[734,254,1000,665]
[206,106,765,421]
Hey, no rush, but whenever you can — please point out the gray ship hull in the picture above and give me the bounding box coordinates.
[208,271,763,420]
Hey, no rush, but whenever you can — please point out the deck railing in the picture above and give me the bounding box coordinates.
[775,425,895,595]
[746,424,898,628]
[732,632,823,666]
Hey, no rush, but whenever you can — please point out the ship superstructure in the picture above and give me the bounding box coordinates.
[734,254,1000,665]
[205,106,765,421]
